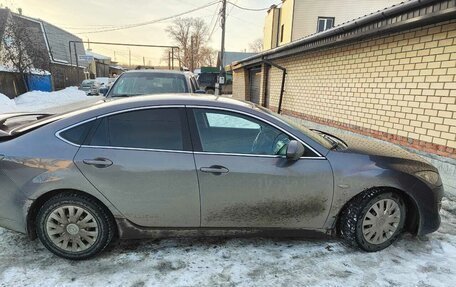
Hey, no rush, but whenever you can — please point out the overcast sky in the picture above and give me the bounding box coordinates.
[0,0,278,66]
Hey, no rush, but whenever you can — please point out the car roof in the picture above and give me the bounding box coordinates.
[123,69,189,75]
[102,94,254,109]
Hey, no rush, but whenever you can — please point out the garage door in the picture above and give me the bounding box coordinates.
[249,68,261,104]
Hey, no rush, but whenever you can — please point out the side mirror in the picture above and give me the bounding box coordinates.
[286,140,305,160]
[195,90,206,94]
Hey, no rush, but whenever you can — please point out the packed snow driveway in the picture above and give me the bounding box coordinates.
[0,197,455,287]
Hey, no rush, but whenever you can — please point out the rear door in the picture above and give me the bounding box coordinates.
[189,108,334,229]
[74,107,200,227]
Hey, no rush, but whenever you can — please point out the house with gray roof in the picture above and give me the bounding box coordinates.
[0,8,86,91]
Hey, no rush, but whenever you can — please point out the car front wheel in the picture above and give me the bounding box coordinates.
[339,190,406,251]
[36,192,115,260]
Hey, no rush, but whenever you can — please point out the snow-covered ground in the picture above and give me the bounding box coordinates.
[0,87,98,114]
[0,196,455,286]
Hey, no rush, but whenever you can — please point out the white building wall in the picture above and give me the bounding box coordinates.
[292,0,403,40]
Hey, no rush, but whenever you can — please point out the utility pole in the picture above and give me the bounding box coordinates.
[128,48,131,67]
[190,35,194,73]
[171,48,175,70]
[143,56,146,67]
[218,0,227,95]
[168,50,171,69]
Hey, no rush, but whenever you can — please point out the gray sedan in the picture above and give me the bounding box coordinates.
[0,95,443,259]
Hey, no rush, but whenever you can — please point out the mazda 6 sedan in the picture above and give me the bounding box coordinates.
[0,95,443,259]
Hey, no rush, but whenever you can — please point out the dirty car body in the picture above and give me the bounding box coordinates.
[0,95,443,259]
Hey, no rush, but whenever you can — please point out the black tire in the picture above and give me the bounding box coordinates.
[206,89,215,95]
[339,189,406,252]
[36,192,115,260]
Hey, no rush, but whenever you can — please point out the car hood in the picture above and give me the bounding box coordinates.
[328,132,438,173]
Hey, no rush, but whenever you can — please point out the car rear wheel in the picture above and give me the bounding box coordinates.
[36,193,115,260]
[339,190,406,251]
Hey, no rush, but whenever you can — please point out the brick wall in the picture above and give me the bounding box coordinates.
[234,20,456,159]
[232,68,248,101]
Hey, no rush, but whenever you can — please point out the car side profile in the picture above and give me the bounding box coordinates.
[0,95,443,259]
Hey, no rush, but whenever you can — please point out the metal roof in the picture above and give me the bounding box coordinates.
[0,9,9,38]
[1,9,85,66]
[218,51,258,67]
[234,0,456,68]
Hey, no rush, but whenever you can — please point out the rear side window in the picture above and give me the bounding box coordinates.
[59,121,95,145]
[89,108,185,151]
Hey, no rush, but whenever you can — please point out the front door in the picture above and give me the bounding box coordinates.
[74,107,200,227]
[190,108,333,229]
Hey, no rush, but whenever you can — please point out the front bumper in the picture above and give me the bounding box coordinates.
[416,184,444,236]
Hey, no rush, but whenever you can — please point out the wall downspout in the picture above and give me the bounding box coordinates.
[263,59,287,114]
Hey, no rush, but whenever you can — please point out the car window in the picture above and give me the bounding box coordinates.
[59,121,95,145]
[193,109,291,156]
[108,72,189,97]
[89,108,184,151]
[206,113,259,129]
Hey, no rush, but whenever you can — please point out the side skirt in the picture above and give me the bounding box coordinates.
[115,218,334,240]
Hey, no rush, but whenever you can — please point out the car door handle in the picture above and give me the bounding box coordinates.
[83,158,113,168]
[200,166,229,175]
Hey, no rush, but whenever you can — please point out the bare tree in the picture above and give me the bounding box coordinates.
[249,38,263,53]
[0,13,50,91]
[199,46,217,67]
[166,17,215,70]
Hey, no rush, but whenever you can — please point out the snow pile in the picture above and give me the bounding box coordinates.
[0,87,89,114]
[0,93,17,114]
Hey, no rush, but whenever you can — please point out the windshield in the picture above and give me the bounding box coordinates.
[82,80,95,85]
[257,106,333,149]
[107,72,189,97]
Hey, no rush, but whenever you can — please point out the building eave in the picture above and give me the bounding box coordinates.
[233,0,456,69]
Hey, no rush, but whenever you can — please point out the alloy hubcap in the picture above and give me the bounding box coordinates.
[45,205,99,252]
[362,199,401,245]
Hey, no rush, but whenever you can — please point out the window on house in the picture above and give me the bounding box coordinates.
[280,24,284,42]
[317,17,335,33]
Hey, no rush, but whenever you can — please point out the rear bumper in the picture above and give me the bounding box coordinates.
[0,169,27,234]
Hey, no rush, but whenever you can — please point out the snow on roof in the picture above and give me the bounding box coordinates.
[86,50,111,60]
[0,65,50,75]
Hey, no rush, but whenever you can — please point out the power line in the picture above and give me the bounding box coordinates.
[208,1,220,34]
[208,7,221,42]
[226,1,275,11]
[75,1,220,34]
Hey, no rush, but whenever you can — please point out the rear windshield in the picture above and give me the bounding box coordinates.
[107,72,188,97]
[198,73,217,84]
[9,103,103,135]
